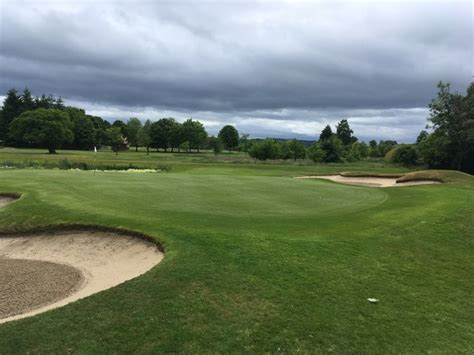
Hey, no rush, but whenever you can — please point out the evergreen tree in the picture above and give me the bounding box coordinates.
[21,88,35,111]
[335,119,354,145]
[0,89,23,142]
[320,135,344,162]
[319,125,333,141]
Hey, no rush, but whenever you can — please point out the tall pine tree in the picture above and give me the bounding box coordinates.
[319,125,333,141]
[0,89,22,142]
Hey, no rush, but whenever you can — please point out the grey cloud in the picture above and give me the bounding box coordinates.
[0,0,471,141]
[60,97,428,143]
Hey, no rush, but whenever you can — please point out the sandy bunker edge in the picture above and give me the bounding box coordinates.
[295,174,441,187]
[0,227,164,324]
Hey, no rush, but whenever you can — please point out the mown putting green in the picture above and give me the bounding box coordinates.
[0,167,472,353]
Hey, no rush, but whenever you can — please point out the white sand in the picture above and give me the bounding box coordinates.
[296,175,440,187]
[0,231,163,324]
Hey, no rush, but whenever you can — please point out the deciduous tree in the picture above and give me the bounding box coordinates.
[125,117,142,151]
[106,127,124,155]
[137,120,152,155]
[8,108,74,154]
[218,125,239,152]
[208,136,223,156]
[66,107,96,150]
[182,119,208,152]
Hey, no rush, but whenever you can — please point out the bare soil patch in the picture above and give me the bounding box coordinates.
[296,175,441,187]
[0,231,163,323]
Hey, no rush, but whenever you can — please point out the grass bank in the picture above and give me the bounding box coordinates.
[0,159,472,352]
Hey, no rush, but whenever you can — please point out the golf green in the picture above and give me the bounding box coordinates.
[0,169,472,353]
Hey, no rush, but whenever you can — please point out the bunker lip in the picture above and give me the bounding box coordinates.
[0,226,164,324]
[0,193,20,207]
[295,174,441,187]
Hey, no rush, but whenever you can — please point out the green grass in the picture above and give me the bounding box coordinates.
[0,151,472,353]
[0,147,413,176]
[398,169,474,186]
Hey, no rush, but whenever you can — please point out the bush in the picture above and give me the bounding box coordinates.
[417,132,452,168]
[208,136,223,155]
[345,142,363,162]
[249,139,280,160]
[385,144,419,166]
[307,143,326,162]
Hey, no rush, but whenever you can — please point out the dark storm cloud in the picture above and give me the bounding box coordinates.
[0,0,472,140]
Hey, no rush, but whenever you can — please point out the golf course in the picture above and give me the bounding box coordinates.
[0,149,472,353]
[1,0,472,351]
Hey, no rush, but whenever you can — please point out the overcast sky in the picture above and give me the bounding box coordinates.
[0,0,472,142]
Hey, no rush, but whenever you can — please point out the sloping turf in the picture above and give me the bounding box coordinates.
[0,169,472,353]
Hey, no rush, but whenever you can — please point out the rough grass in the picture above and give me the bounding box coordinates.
[397,169,474,186]
[0,147,413,176]
[0,161,472,353]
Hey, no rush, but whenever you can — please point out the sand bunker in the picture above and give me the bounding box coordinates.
[0,231,163,324]
[0,258,83,319]
[0,195,17,207]
[297,175,440,187]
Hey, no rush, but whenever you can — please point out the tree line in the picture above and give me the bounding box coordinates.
[0,82,472,173]
[416,81,474,173]
[245,81,474,173]
[0,88,240,154]
[0,89,109,153]
[246,120,399,163]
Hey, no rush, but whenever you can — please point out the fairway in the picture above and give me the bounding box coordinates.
[0,167,473,353]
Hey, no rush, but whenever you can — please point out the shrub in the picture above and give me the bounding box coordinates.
[307,143,326,162]
[385,144,419,166]
[208,136,223,156]
[249,139,280,160]
[417,132,452,168]
[345,142,363,162]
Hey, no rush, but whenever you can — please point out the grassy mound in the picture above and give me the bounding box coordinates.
[397,170,474,186]
[340,171,405,178]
